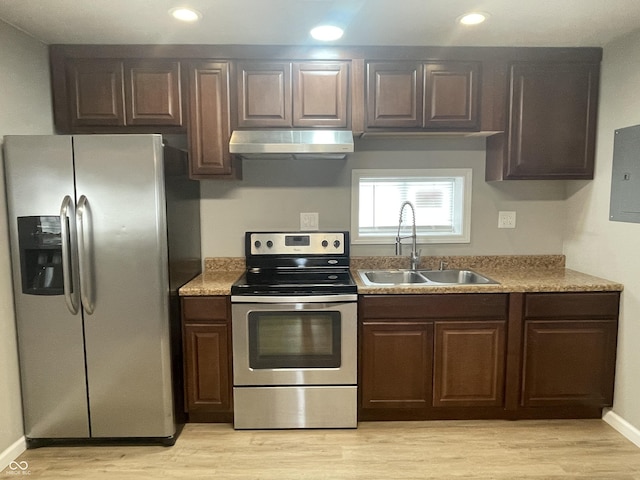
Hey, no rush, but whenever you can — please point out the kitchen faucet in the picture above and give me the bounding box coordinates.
[395,201,421,270]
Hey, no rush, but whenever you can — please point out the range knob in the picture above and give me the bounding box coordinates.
[254,240,262,248]
[333,240,341,248]
[321,240,329,248]
[266,240,274,248]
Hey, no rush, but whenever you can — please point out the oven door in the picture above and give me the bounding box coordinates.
[232,299,357,386]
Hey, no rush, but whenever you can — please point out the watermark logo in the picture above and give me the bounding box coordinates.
[5,461,30,476]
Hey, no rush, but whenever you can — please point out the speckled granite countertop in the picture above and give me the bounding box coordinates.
[179,258,244,296]
[178,255,623,296]
[352,255,623,294]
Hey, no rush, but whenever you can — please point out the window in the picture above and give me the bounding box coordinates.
[351,169,472,244]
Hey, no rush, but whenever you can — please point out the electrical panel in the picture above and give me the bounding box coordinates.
[610,124,640,224]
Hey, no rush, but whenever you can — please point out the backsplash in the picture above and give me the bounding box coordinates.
[199,137,568,259]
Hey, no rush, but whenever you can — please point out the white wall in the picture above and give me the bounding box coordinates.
[201,136,567,258]
[0,20,53,466]
[564,28,640,432]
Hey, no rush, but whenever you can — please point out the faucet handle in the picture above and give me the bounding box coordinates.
[439,260,448,271]
[411,249,422,270]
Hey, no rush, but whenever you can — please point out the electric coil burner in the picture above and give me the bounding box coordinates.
[231,231,357,429]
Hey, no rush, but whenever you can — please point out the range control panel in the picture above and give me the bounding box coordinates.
[248,232,346,255]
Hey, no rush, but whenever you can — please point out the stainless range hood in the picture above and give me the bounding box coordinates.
[229,130,354,159]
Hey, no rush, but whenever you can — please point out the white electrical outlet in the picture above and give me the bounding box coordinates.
[300,212,319,231]
[498,211,516,229]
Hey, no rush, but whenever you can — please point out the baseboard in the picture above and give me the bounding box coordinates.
[0,436,26,472]
[603,408,640,448]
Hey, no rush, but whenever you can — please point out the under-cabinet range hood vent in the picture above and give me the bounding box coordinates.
[229,130,354,159]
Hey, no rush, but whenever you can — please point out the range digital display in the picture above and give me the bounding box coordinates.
[285,235,310,246]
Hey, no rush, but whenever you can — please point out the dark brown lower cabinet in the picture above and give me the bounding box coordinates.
[179,291,619,424]
[433,321,505,407]
[359,292,619,421]
[361,322,433,410]
[359,294,509,420]
[181,296,233,422]
[520,293,619,411]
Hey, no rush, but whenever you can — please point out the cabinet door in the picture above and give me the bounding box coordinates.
[236,61,292,127]
[66,59,125,127]
[522,320,617,407]
[433,321,505,407]
[186,61,233,177]
[424,62,480,130]
[124,60,182,126]
[361,322,433,409]
[366,62,423,128]
[504,62,599,179]
[293,62,349,128]
[183,323,232,412]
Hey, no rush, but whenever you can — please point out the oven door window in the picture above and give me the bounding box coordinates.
[248,311,341,369]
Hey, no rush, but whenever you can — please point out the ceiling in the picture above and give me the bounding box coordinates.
[0,0,638,47]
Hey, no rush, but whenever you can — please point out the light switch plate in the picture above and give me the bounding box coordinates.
[300,212,319,231]
[498,211,516,228]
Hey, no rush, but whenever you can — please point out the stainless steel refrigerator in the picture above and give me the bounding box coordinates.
[3,134,201,446]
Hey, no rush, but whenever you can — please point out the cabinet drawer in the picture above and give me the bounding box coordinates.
[360,294,508,320]
[182,296,229,322]
[524,292,620,319]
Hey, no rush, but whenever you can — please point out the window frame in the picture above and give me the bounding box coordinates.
[350,168,472,245]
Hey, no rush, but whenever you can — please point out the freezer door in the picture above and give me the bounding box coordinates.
[72,135,175,438]
[3,135,90,438]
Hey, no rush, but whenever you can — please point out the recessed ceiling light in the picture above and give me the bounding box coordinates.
[458,12,489,26]
[310,25,344,42]
[169,7,202,22]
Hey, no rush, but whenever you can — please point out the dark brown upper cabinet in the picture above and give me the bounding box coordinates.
[486,62,600,180]
[424,63,480,129]
[366,61,480,131]
[293,62,349,128]
[366,62,423,128]
[58,57,184,132]
[185,61,237,178]
[124,60,182,126]
[236,60,350,129]
[66,59,125,128]
[236,61,292,128]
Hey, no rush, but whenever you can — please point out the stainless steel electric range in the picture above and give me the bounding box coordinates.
[230,231,357,429]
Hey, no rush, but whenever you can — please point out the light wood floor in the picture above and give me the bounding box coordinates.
[3,420,640,479]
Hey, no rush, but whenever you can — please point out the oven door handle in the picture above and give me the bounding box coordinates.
[231,294,357,304]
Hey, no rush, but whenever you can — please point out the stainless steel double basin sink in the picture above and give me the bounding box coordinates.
[358,269,498,286]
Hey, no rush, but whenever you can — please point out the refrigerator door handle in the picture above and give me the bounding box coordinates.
[76,195,95,315]
[60,196,80,314]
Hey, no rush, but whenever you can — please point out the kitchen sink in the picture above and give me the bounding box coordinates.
[358,269,498,286]
[361,270,429,285]
[420,269,497,285]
